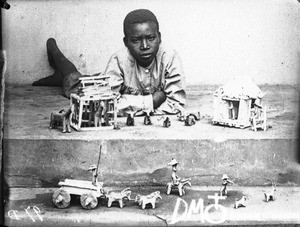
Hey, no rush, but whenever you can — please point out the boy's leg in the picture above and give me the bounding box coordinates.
[32,38,82,98]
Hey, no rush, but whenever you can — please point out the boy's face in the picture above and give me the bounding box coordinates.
[124,21,161,68]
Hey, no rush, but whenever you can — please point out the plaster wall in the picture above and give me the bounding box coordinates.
[2,0,300,85]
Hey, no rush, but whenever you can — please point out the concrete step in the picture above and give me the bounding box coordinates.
[3,84,300,187]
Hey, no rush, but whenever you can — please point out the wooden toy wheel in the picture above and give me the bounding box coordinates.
[52,188,71,209]
[80,193,98,210]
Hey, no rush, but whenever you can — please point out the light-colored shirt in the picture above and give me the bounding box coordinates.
[104,44,186,114]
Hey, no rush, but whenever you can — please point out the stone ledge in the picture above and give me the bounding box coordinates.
[3,84,300,187]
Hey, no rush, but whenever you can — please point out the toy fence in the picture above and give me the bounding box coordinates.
[212,95,253,129]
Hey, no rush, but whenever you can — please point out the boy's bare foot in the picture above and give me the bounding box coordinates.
[32,71,63,87]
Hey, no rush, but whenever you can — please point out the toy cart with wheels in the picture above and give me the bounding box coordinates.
[53,144,105,210]
[52,179,106,210]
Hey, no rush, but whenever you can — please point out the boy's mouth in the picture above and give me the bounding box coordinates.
[140,53,152,59]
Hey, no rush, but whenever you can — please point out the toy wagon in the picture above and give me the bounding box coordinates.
[53,145,106,210]
[52,179,106,210]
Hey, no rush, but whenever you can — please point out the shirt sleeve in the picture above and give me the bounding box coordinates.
[104,53,124,93]
[156,50,186,114]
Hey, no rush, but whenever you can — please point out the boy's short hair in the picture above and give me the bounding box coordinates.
[123,9,159,37]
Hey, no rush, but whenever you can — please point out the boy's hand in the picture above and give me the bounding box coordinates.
[117,94,153,112]
[152,91,166,109]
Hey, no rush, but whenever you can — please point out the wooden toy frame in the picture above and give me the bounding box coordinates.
[69,75,118,131]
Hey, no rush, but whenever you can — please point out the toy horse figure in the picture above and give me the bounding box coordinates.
[166,178,192,196]
[49,105,73,133]
[166,158,192,196]
[135,191,162,209]
[106,187,131,208]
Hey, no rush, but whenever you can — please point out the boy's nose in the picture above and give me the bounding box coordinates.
[141,39,149,50]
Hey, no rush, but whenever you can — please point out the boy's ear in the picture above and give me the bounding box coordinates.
[158,32,162,43]
[123,36,128,47]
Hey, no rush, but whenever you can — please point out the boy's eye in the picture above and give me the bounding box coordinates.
[131,39,140,43]
[148,37,155,41]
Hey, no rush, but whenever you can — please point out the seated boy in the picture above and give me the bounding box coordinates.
[33,9,186,114]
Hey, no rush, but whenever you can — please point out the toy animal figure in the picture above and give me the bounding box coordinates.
[135,191,162,209]
[106,187,131,208]
[220,174,234,197]
[163,117,171,127]
[49,106,73,133]
[126,111,135,126]
[172,103,200,126]
[94,101,106,127]
[185,114,196,126]
[234,196,247,209]
[166,158,192,196]
[264,183,276,202]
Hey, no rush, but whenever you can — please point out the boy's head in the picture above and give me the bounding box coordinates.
[123,9,161,68]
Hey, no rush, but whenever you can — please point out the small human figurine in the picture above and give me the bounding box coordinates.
[250,102,267,131]
[163,117,171,127]
[126,111,135,126]
[166,158,191,196]
[143,110,152,125]
[220,174,234,197]
[228,101,235,120]
[94,101,106,127]
[88,164,100,186]
[263,182,276,202]
[113,122,121,130]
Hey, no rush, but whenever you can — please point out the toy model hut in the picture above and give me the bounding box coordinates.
[70,75,118,131]
[212,78,264,129]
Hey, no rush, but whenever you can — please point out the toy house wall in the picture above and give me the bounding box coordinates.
[2,0,300,86]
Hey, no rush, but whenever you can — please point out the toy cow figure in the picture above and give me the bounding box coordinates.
[49,106,73,133]
[135,191,162,209]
